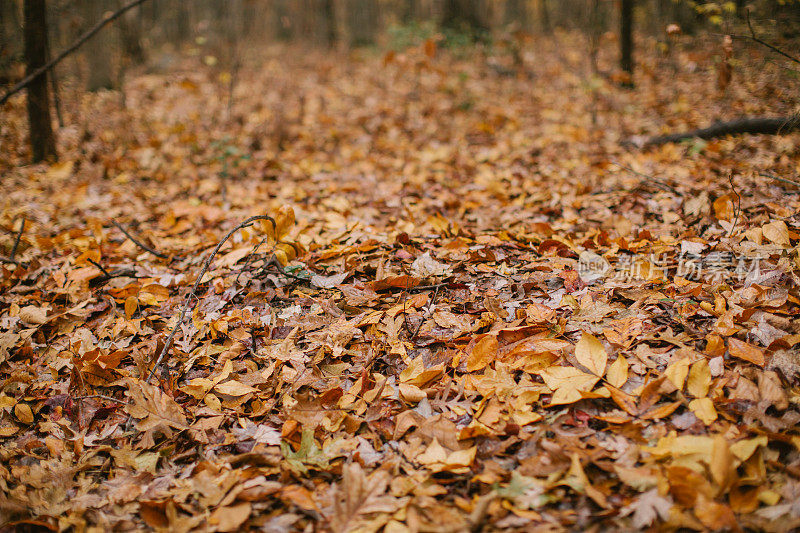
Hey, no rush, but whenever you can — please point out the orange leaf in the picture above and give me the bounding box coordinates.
[727,338,765,367]
[466,334,499,372]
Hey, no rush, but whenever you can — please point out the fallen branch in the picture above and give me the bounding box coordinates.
[0,0,149,107]
[111,220,168,259]
[641,115,800,147]
[145,215,275,384]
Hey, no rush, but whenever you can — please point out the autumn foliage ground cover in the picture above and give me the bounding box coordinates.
[1,32,800,531]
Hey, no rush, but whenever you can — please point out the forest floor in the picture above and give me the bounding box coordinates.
[1,33,800,531]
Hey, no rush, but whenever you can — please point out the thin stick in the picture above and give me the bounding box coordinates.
[145,215,275,384]
[9,218,25,260]
[610,161,679,195]
[78,394,127,404]
[0,0,149,106]
[408,282,449,293]
[743,10,800,66]
[111,220,168,258]
[265,255,308,281]
[411,283,441,339]
[87,258,113,279]
[727,173,740,237]
[760,171,800,188]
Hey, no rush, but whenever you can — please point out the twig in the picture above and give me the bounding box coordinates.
[144,215,275,384]
[77,394,126,404]
[111,220,168,258]
[401,273,414,337]
[408,282,449,293]
[411,283,441,339]
[727,173,740,237]
[88,258,113,279]
[741,10,800,66]
[0,0,150,106]
[264,254,308,281]
[9,218,25,260]
[610,161,679,195]
[0,256,19,265]
[760,171,800,188]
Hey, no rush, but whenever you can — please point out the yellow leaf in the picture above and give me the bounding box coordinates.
[664,357,690,390]
[214,380,258,397]
[730,435,767,462]
[712,194,734,221]
[549,386,583,406]
[762,220,790,247]
[606,356,628,388]
[575,331,607,377]
[399,356,443,387]
[14,403,33,424]
[218,247,252,268]
[710,435,733,488]
[125,296,138,318]
[209,502,251,532]
[687,359,711,398]
[417,438,448,464]
[539,366,600,391]
[180,377,215,400]
[466,334,499,372]
[689,397,717,425]
[275,204,296,240]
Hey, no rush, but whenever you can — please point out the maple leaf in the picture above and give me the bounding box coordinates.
[329,463,401,533]
[621,489,673,528]
[124,379,188,434]
[280,428,331,474]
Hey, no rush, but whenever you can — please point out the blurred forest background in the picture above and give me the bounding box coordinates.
[2,1,799,154]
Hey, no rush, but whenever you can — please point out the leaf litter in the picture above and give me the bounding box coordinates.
[1,36,800,531]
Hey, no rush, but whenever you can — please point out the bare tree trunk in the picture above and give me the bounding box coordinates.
[24,0,57,162]
[348,0,377,47]
[537,0,551,33]
[504,0,527,28]
[620,0,634,85]
[84,0,115,91]
[117,3,146,65]
[323,0,337,47]
[441,0,489,35]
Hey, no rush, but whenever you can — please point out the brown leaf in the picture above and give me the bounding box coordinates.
[125,379,188,432]
[209,502,252,532]
[728,338,765,367]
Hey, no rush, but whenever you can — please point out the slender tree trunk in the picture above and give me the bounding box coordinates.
[441,0,488,34]
[538,0,551,33]
[117,5,146,65]
[620,0,634,85]
[505,0,527,28]
[402,0,419,23]
[348,0,377,47]
[323,0,337,47]
[24,0,57,162]
[84,0,114,91]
